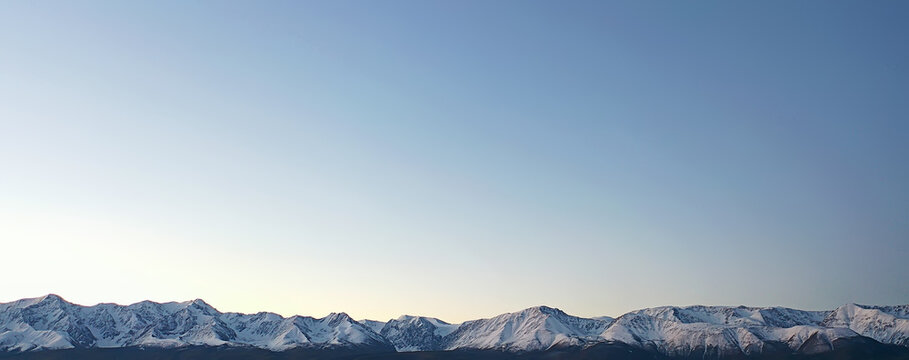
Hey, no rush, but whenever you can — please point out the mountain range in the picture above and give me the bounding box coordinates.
[1,295,908,359]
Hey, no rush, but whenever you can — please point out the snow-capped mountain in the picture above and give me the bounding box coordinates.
[376,315,459,351]
[2,295,908,358]
[822,303,909,346]
[442,306,611,352]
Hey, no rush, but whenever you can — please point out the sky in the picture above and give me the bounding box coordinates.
[1,1,907,323]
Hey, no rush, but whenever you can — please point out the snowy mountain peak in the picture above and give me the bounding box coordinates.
[6,294,68,309]
[394,315,421,322]
[189,298,211,306]
[442,306,610,352]
[519,305,564,317]
[380,315,459,351]
[323,312,356,325]
[183,299,219,314]
[38,294,65,303]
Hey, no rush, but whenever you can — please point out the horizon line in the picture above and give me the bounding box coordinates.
[3,293,902,325]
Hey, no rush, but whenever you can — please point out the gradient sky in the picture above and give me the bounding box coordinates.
[1,1,908,323]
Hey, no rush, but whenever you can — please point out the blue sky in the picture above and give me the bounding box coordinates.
[1,1,907,322]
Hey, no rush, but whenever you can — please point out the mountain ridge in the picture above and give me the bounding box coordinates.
[2,295,908,359]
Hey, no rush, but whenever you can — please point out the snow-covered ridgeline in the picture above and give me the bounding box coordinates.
[0,294,388,352]
[441,306,610,352]
[597,303,909,357]
[1,294,908,357]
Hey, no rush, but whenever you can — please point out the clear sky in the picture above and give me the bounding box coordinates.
[1,1,907,323]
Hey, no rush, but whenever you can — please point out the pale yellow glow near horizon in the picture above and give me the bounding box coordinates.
[0,207,626,323]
